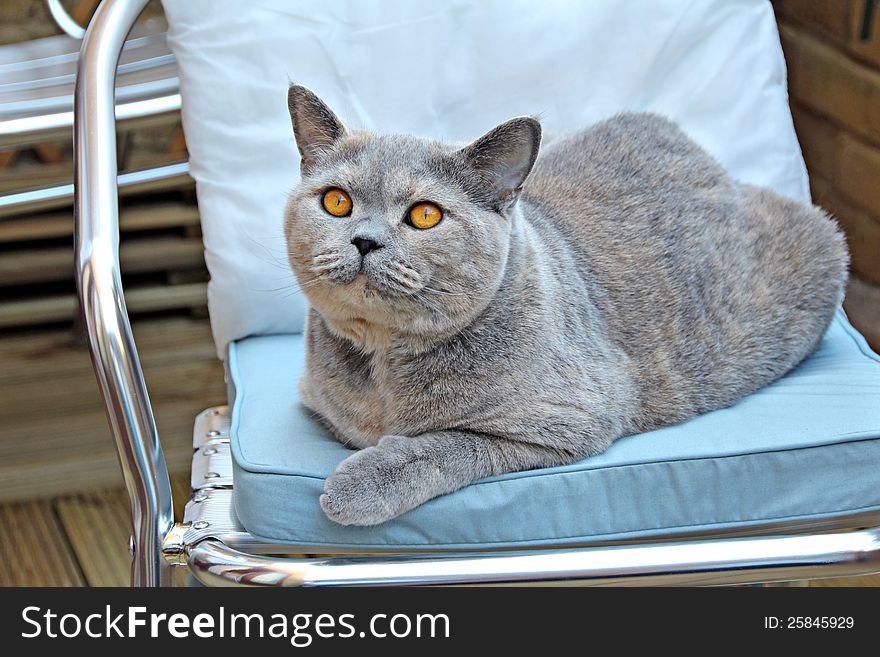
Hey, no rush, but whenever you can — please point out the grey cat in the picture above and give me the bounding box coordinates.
[283,85,848,526]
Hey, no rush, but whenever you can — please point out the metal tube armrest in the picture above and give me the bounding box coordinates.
[74,0,173,587]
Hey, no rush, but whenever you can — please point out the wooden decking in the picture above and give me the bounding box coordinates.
[0,316,225,502]
[0,473,191,586]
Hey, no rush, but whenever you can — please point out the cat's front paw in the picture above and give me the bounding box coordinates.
[320,445,406,526]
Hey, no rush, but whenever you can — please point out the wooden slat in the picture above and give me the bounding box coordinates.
[0,149,18,168]
[0,359,220,429]
[170,473,192,519]
[0,281,207,329]
[810,574,880,587]
[0,449,200,506]
[0,408,223,501]
[2,113,183,152]
[0,153,185,194]
[0,201,200,243]
[54,473,191,587]
[0,403,213,502]
[54,491,135,587]
[845,275,880,351]
[0,316,224,501]
[0,499,84,586]
[33,143,64,165]
[0,162,71,194]
[0,339,218,459]
[0,157,192,218]
[0,315,217,385]
[0,235,205,286]
[0,389,220,464]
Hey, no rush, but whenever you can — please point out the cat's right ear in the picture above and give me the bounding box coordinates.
[457,116,542,212]
[287,85,347,174]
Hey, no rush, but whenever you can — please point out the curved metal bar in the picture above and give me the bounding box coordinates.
[47,0,87,40]
[188,528,880,587]
[0,93,181,148]
[0,161,190,218]
[74,0,173,587]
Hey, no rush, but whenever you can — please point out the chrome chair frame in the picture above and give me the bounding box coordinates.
[74,0,880,587]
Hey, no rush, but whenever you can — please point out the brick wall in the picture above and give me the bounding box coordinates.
[773,0,880,349]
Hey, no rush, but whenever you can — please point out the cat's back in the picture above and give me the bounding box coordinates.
[520,112,847,428]
[526,112,731,211]
[522,113,743,283]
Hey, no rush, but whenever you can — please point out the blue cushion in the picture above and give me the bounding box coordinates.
[228,311,880,549]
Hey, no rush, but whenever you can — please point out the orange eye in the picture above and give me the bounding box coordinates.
[322,188,353,217]
[409,202,443,229]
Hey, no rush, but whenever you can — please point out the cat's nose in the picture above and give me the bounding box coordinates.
[351,236,383,256]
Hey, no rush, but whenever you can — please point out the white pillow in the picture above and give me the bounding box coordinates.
[161,0,808,357]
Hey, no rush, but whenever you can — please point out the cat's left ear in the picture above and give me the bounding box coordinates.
[458,117,542,212]
[287,84,347,174]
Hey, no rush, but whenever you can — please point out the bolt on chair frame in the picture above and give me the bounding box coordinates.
[74,0,880,587]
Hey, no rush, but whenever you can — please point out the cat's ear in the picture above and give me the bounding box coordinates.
[458,117,542,211]
[287,84,347,173]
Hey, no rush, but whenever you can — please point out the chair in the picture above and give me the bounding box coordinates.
[74,0,880,586]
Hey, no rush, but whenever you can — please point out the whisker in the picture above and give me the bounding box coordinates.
[390,260,419,274]
[242,233,294,272]
[420,285,495,302]
[389,261,423,280]
[386,270,421,292]
[310,261,343,273]
[251,274,324,296]
[420,286,469,297]
[256,284,302,293]
[314,252,342,262]
[296,277,325,289]
[414,291,454,322]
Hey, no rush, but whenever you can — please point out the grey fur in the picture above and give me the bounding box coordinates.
[283,85,849,526]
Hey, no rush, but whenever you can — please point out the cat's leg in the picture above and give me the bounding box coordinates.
[320,431,589,526]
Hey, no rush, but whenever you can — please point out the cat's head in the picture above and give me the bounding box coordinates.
[283,85,541,348]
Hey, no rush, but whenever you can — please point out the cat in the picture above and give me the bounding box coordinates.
[283,84,848,526]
